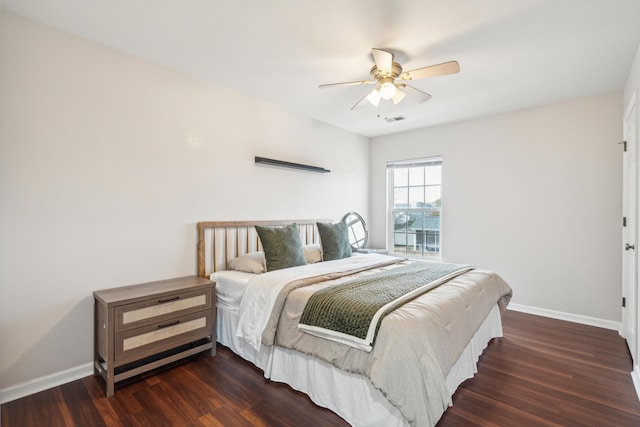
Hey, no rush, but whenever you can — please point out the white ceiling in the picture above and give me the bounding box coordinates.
[4,0,640,138]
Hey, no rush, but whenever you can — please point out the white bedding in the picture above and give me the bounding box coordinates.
[211,254,508,426]
[235,253,398,351]
[216,298,503,427]
[210,270,254,311]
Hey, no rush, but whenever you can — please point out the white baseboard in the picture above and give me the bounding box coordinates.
[507,303,621,331]
[632,365,640,403]
[0,362,94,404]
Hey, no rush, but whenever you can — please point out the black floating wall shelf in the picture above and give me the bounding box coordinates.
[254,156,330,173]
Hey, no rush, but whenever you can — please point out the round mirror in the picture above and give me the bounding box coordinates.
[342,212,368,249]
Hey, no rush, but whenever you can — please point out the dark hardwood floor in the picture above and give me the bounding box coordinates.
[2,310,640,426]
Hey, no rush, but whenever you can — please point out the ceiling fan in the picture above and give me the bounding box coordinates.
[319,48,460,110]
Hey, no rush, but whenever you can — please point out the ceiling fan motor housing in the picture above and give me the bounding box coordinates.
[370,61,403,82]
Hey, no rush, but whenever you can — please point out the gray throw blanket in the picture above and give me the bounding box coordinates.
[299,262,473,351]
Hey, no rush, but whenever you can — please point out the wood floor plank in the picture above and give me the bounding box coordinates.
[477,348,639,411]
[198,412,225,427]
[443,388,563,427]
[2,310,639,426]
[81,376,121,426]
[59,379,106,427]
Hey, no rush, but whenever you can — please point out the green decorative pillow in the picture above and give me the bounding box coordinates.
[317,221,352,261]
[255,224,307,271]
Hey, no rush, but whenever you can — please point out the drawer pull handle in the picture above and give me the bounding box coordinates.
[157,320,180,329]
[158,296,180,304]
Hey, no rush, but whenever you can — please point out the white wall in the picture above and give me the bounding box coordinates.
[0,12,369,394]
[625,44,640,109]
[370,92,623,322]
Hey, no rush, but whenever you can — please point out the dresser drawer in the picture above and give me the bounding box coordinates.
[114,287,212,332]
[114,310,212,363]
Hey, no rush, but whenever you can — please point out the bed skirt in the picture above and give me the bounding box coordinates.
[216,304,503,427]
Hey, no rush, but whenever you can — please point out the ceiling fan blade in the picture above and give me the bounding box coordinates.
[319,80,376,89]
[372,48,393,74]
[401,60,460,81]
[351,91,373,110]
[392,88,406,105]
[399,84,432,103]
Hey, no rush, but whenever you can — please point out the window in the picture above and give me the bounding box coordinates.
[387,157,442,258]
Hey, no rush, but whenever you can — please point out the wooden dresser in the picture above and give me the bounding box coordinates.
[93,276,216,396]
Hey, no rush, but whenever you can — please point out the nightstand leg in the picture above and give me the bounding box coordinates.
[106,367,114,397]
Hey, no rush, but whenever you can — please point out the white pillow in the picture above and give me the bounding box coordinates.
[303,244,323,264]
[228,251,266,274]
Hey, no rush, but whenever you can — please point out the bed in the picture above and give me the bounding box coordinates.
[197,220,512,427]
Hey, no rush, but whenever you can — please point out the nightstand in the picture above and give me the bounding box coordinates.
[93,276,216,397]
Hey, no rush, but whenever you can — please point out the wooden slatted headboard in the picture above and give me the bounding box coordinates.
[197,220,330,278]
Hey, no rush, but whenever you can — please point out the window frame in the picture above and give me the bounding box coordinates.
[386,157,443,259]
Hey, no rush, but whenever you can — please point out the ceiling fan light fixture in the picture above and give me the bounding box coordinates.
[366,89,381,106]
[379,81,397,100]
[392,89,406,105]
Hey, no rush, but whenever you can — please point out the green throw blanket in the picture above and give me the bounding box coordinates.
[298,261,473,351]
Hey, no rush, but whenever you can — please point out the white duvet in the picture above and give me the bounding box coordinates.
[236,253,397,351]
[233,253,513,426]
